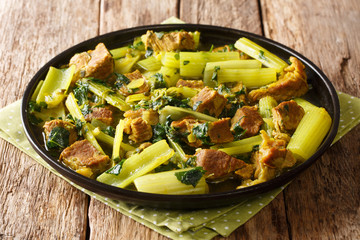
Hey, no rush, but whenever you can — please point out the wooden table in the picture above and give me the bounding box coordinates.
[0,0,359,239]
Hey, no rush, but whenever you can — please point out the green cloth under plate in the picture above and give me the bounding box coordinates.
[0,92,359,240]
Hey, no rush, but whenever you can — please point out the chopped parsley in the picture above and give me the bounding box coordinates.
[232,120,247,140]
[145,47,154,58]
[183,60,190,65]
[211,66,220,82]
[102,126,115,137]
[153,73,167,89]
[73,82,89,105]
[192,122,211,145]
[174,53,180,60]
[28,101,47,113]
[174,167,206,187]
[106,159,126,175]
[114,73,130,89]
[259,50,267,61]
[46,126,70,149]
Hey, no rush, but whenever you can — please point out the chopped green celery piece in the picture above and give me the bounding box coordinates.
[203,60,262,87]
[114,54,140,74]
[65,93,104,154]
[161,52,180,68]
[86,80,130,111]
[234,37,288,72]
[125,93,150,103]
[259,96,278,135]
[134,168,208,194]
[287,107,331,162]
[166,86,198,98]
[180,52,239,77]
[31,80,44,101]
[212,135,262,154]
[36,65,75,108]
[158,66,180,87]
[191,31,201,49]
[136,55,162,71]
[293,98,318,112]
[97,140,174,188]
[167,136,187,161]
[87,123,135,152]
[217,68,277,88]
[112,119,125,163]
[33,102,66,122]
[159,106,218,124]
[110,46,130,59]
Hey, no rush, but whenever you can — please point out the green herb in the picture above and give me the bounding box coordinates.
[192,101,202,111]
[46,126,70,149]
[183,60,190,65]
[130,41,144,50]
[185,156,197,167]
[174,167,206,187]
[90,78,108,86]
[114,73,130,89]
[192,122,211,145]
[259,50,267,61]
[75,118,84,136]
[252,144,260,152]
[174,53,180,60]
[155,31,165,39]
[128,87,140,93]
[234,86,246,96]
[73,82,89,105]
[102,126,115,137]
[209,44,214,52]
[211,66,220,82]
[93,104,105,108]
[232,120,247,140]
[164,96,190,108]
[152,124,166,143]
[228,44,235,51]
[153,73,167,89]
[81,104,92,116]
[28,114,43,125]
[216,84,231,95]
[155,161,179,173]
[145,47,154,58]
[28,101,47,113]
[106,159,126,175]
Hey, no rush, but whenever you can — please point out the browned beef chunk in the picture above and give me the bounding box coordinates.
[208,118,234,144]
[272,100,305,134]
[43,119,77,145]
[191,87,227,117]
[141,30,196,52]
[231,106,263,137]
[84,107,114,126]
[248,57,308,102]
[170,117,204,147]
[117,70,150,96]
[176,79,204,89]
[69,43,114,82]
[123,108,159,125]
[195,149,253,180]
[124,117,153,143]
[59,139,110,178]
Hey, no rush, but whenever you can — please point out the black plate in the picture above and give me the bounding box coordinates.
[21,24,340,209]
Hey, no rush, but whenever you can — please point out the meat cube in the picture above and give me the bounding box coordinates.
[141,30,196,52]
[170,117,204,147]
[231,106,263,137]
[195,149,253,180]
[59,139,110,178]
[43,119,77,145]
[208,118,234,144]
[69,43,114,81]
[84,107,113,126]
[191,87,227,117]
[125,117,153,143]
[248,57,308,102]
[272,100,305,134]
[117,70,150,96]
[176,79,204,89]
[124,108,159,125]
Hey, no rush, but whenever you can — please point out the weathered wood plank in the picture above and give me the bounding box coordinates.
[0,0,100,238]
[261,0,360,239]
[180,0,262,34]
[99,0,179,34]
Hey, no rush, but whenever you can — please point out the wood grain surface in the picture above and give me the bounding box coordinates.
[0,0,359,239]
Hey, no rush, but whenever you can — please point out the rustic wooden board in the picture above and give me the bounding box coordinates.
[261,0,360,239]
[0,0,100,239]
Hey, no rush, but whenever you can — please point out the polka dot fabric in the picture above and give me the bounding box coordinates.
[0,91,358,240]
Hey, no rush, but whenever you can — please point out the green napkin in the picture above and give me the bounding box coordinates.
[0,92,359,240]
